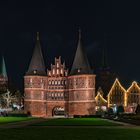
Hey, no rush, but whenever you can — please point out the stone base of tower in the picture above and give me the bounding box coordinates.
[68,101,96,117]
[24,100,46,117]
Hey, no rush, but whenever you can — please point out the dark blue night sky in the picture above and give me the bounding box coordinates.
[0,0,139,90]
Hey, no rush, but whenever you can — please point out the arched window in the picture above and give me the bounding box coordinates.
[49,80,51,85]
[48,71,51,76]
[52,80,54,85]
[41,79,43,83]
[30,78,32,83]
[58,80,60,85]
[61,80,64,85]
[61,69,63,74]
[55,80,57,85]
[57,62,59,68]
[57,69,59,74]
[53,69,55,75]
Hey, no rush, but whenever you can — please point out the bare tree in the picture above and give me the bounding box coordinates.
[2,90,15,108]
[14,90,24,105]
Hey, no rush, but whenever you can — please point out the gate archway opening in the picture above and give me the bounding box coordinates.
[52,107,65,117]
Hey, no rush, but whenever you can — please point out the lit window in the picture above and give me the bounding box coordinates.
[57,69,59,74]
[78,69,80,73]
[41,79,43,83]
[52,81,54,85]
[55,81,57,85]
[61,69,63,74]
[58,80,60,85]
[30,78,32,83]
[49,80,51,85]
[65,71,68,76]
[61,80,64,85]
[33,70,37,74]
[53,69,55,75]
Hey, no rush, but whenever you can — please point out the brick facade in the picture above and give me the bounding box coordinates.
[24,57,96,117]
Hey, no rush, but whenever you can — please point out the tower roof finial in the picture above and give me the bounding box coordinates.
[78,27,81,40]
[37,32,39,41]
[70,29,92,75]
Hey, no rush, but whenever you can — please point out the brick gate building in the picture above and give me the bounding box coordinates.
[24,31,96,117]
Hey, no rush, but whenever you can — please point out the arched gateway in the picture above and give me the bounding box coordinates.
[52,107,65,117]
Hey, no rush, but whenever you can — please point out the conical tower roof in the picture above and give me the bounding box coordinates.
[26,32,46,75]
[0,56,7,77]
[70,29,92,75]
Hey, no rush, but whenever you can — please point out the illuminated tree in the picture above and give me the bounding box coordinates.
[2,89,15,108]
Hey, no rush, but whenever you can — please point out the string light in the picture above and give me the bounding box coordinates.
[95,91,107,103]
[107,79,140,108]
[127,81,140,92]
[107,78,126,107]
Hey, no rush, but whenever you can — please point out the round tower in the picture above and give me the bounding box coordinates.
[24,32,47,117]
[68,29,96,117]
[68,74,95,116]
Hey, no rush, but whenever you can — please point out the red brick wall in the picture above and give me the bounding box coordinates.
[68,74,96,116]
[24,75,47,117]
[68,101,96,116]
[24,101,46,117]
[24,74,96,117]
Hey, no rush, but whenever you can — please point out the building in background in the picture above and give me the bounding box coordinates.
[107,78,140,113]
[95,87,107,112]
[107,78,126,107]
[96,47,116,98]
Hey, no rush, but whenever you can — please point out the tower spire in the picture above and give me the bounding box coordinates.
[70,29,92,75]
[37,32,39,41]
[78,28,81,40]
[26,32,46,75]
[1,56,7,78]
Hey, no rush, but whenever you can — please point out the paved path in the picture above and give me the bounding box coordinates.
[0,118,139,129]
[102,118,135,126]
[0,118,46,129]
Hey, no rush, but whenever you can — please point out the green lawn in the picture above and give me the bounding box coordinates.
[34,118,120,126]
[0,118,139,140]
[0,128,140,140]
[0,117,33,124]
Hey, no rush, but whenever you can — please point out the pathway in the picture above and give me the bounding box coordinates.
[0,118,139,129]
